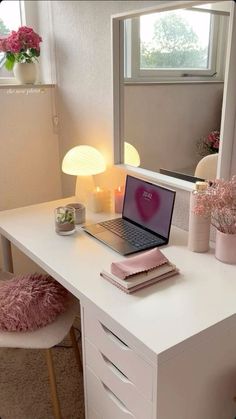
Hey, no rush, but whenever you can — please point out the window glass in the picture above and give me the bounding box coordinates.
[123,7,226,82]
[140,10,212,70]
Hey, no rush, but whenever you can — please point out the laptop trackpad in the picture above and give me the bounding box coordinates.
[95,230,134,254]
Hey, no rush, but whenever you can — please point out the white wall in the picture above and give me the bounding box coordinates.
[52,0,162,195]
[23,1,56,84]
[0,85,62,273]
[0,86,61,210]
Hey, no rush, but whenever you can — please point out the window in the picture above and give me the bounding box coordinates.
[124,8,228,82]
[0,0,22,79]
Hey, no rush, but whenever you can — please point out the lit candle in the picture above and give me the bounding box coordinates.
[102,189,112,212]
[88,186,105,213]
[114,186,124,213]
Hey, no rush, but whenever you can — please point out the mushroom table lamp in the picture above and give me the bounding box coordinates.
[62,145,106,204]
[124,142,140,167]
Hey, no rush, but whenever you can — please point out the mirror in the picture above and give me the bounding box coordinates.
[113,1,235,187]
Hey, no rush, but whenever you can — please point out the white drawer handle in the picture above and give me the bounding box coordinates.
[101,381,134,417]
[101,353,131,384]
[100,323,130,351]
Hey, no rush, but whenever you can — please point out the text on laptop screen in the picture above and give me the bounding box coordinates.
[123,176,175,239]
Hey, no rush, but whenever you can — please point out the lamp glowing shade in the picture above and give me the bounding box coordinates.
[124,142,140,167]
[62,145,106,176]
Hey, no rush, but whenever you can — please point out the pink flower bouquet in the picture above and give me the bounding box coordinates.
[0,26,42,71]
[194,176,236,234]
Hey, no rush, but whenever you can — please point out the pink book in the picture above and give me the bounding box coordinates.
[111,248,169,280]
[101,269,179,294]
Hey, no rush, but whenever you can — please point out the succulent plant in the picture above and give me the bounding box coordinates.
[56,208,74,224]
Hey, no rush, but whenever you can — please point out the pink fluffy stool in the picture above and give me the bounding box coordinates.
[0,271,83,419]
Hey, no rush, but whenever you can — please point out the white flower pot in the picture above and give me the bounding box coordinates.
[13,62,37,84]
[215,230,236,264]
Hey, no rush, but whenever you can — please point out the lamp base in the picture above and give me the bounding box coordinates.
[75,176,94,205]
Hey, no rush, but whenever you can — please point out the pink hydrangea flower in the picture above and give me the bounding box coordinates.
[0,37,8,52]
[1,26,42,70]
[6,32,22,53]
[1,26,42,54]
[16,26,42,51]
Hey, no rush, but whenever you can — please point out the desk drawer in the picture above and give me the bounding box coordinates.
[87,407,101,419]
[85,338,152,419]
[84,309,153,401]
[86,365,138,419]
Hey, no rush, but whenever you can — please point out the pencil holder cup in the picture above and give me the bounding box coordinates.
[66,203,86,224]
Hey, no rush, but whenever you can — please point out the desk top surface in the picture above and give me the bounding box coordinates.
[0,198,235,361]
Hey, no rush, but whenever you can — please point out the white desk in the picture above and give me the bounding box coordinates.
[0,198,236,419]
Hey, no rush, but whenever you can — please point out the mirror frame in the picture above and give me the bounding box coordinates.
[112,0,236,191]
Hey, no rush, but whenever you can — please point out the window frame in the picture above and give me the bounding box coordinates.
[124,9,228,83]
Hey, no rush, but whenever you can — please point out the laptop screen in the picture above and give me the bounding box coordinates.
[122,176,176,239]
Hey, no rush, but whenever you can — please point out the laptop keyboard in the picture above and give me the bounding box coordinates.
[99,218,164,248]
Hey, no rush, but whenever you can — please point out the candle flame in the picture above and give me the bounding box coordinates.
[118,186,122,192]
[96,186,101,192]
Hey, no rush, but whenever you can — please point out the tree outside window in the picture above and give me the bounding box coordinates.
[140,12,210,70]
[0,18,10,36]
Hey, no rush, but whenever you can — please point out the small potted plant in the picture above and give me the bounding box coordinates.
[55,207,75,236]
[0,26,42,84]
[193,176,236,264]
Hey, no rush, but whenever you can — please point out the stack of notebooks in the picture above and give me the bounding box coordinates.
[100,248,179,294]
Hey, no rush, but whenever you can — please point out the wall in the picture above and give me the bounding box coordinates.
[22,1,57,84]
[0,86,61,210]
[124,83,223,174]
[0,85,62,272]
[52,0,162,195]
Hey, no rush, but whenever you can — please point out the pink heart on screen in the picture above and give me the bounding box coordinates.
[135,187,161,222]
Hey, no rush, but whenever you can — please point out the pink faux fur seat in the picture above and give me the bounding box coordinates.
[0,273,70,332]
[0,271,83,419]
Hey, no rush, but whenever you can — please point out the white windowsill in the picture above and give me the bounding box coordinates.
[124,80,224,85]
[0,83,55,89]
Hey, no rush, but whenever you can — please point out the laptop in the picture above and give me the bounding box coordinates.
[83,175,176,255]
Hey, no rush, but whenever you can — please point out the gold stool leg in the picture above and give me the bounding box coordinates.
[45,348,62,419]
[70,326,83,373]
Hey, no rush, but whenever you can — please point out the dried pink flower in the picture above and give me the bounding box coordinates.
[193,176,236,234]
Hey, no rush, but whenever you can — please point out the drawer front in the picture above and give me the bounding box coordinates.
[87,407,101,419]
[85,338,152,419]
[84,309,153,401]
[86,365,137,419]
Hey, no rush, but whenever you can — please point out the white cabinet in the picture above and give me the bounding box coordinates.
[82,305,155,419]
[82,303,236,419]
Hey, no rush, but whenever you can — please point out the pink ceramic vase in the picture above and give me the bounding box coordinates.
[215,230,236,264]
